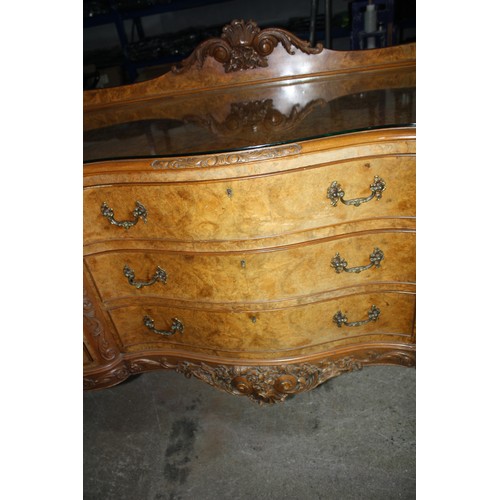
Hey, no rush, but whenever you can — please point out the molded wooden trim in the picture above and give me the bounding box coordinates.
[83,342,415,404]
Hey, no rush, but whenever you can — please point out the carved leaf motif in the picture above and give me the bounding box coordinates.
[174,362,333,404]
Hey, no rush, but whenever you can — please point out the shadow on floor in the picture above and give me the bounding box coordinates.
[84,365,415,500]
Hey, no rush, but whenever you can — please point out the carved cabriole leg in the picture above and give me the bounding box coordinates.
[83,344,416,404]
[83,287,119,363]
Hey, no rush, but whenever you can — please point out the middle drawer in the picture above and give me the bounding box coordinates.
[86,231,415,304]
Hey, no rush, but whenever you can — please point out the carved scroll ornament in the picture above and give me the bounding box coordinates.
[172,19,323,73]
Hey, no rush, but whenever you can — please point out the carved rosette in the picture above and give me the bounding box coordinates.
[172,19,323,73]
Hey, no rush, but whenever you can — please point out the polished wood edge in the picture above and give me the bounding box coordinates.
[84,222,416,256]
[83,128,416,182]
[103,281,415,313]
[83,342,415,404]
[83,17,415,109]
[83,66,415,132]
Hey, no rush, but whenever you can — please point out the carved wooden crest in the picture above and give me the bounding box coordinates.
[172,19,323,73]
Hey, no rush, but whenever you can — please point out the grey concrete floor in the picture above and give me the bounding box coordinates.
[83,365,415,500]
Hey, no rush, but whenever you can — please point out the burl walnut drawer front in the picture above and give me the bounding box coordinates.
[86,231,415,304]
[108,291,415,357]
[83,155,415,244]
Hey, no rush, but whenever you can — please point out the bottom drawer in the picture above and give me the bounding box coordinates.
[108,291,415,358]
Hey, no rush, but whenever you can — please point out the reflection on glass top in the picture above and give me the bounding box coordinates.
[83,68,415,163]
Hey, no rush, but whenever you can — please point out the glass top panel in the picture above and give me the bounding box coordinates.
[83,66,415,163]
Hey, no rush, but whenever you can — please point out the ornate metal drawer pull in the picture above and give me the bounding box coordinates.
[143,316,183,336]
[331,248,384,274]
[327,176,386,207]
[333,305,381,328]
[123,265,168,289]
[101,201,148,229]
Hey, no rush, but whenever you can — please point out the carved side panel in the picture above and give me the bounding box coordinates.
[83,284,119,363]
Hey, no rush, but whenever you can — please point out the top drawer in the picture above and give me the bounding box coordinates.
[84,155,415,245]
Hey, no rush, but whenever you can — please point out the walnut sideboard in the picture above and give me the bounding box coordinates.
[83,20,416,404]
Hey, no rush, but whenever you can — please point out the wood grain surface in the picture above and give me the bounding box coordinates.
[84,154,415,243]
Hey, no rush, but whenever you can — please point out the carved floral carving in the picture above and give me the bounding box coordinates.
[172,19,323,73]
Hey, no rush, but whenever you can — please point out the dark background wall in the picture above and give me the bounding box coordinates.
[83,0,415,87]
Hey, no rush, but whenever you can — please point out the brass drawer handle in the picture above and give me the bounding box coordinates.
[333,305,381,328]
[101,201,148,229]
[143,316,183,336]
[331,248,384,274]
[327,176,386,207]
[123,265,168,289]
